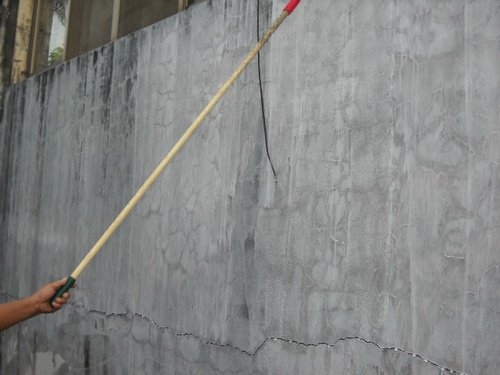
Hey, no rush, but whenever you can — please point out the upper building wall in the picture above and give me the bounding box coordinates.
[1,0,500,374]
[2,0,209,87]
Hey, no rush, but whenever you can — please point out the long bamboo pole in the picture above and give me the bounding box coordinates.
[51,0,301,305]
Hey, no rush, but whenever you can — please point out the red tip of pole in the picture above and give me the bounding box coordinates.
[284,0,301,14]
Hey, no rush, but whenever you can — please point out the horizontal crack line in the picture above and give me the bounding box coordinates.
[0,290,468,375]
[0,290,18,300]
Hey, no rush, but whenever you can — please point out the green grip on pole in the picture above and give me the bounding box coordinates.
[50,277,76,307]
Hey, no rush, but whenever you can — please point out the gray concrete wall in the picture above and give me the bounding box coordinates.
[1,0,499,373]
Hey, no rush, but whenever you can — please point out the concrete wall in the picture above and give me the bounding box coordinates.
[1,0,499,373]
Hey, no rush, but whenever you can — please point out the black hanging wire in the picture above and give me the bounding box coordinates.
[257,0,278,183]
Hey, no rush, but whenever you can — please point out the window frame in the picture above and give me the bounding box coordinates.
[11,0,191,83]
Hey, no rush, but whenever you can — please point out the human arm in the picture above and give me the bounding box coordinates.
[0,278,72,332]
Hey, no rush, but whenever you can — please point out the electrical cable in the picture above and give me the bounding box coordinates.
[257,0,278,183]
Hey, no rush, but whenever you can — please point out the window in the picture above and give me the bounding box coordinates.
[57,0,197,60]
[12,0,69,77]
[47,1,67,65]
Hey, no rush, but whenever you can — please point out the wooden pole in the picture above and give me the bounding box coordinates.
[51,0,301,304]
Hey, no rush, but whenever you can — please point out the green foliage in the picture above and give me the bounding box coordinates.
[48,47,64,65]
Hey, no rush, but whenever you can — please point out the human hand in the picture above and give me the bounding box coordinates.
[30,278,74,314]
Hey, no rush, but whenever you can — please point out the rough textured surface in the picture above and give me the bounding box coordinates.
[0,0,20,110]
[1,0,500,374]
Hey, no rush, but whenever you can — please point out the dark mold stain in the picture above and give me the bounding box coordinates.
[239,303,249,320]
[244,231,255,253]
[83,336,90,374]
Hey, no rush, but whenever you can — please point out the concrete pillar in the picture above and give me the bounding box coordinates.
[0,0,20,110]
[11,0,34,83]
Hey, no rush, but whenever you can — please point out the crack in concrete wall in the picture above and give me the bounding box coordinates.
[0,290,468,374]
[58,305,477,375]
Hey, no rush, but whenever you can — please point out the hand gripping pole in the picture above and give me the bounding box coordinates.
[51,0,302,306]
